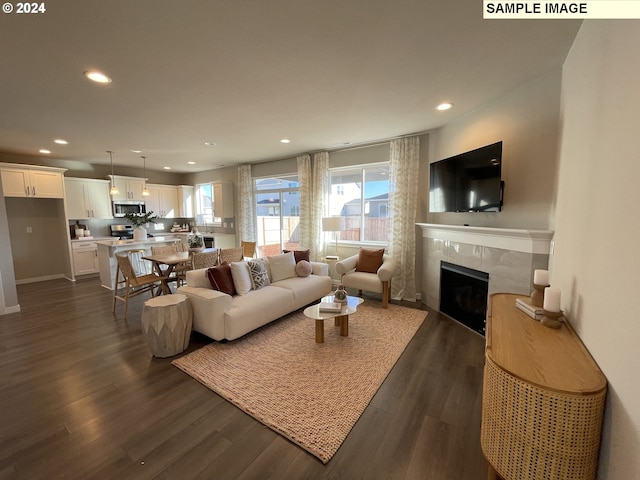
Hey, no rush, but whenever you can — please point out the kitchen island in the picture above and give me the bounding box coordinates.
[97,236,182,290]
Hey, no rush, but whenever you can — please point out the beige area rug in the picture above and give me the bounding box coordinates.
[172,302,427,463]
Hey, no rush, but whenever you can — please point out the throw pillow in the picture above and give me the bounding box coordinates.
[230,261,252,295]
[355,248,385,274]
[295,260,312,277]
[206,262,236,296]
[267,251,297,282]
[283,249,311,263]
[247,258,270,289]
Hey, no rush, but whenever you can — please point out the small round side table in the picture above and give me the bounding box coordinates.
[141,294,192,358]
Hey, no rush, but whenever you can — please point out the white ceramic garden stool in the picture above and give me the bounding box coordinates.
[141,294,192,358]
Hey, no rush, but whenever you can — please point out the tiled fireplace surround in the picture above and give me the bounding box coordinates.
[417,224,554,311]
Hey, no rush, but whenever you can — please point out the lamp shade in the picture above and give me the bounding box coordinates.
[322,216,345,232]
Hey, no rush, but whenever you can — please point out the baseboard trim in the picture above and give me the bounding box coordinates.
[15,274,66,285]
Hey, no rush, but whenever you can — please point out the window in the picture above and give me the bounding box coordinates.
[195,183,221,226]
[255,175,300,256]
[328,164,390,243]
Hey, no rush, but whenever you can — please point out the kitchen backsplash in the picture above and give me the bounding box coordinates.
[68,218,195,238]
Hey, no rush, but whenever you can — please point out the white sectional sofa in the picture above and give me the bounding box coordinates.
[177,255,332,341]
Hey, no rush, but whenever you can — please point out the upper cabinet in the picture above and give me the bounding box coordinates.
[145,184,179,218]
[108,175,146,202]
[65,178,113,220]
[1,164,65,198]
[213,182,234,218]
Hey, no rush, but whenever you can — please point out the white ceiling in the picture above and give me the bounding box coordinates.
[0,0,581,173]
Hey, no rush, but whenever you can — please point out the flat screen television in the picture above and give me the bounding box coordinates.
[429,141,504,212]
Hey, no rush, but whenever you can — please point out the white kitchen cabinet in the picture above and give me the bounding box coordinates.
[1,165,65,198]
[71,239,100,275]
[108,175,146,201]
[178,185,194,218]
[65,178,112,219]
[146,184,179,218]
[213,182,234,218]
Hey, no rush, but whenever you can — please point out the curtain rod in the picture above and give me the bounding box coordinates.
[312,129,433,155]
[248,129,433,166]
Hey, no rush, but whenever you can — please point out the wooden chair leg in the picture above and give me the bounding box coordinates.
[112,264,120,313]
[124,287,130,320]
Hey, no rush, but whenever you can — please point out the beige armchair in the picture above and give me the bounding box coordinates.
[335,252,398,308]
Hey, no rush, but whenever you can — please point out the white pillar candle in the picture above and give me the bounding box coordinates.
[543,287,561,312]
[533,269,549,286]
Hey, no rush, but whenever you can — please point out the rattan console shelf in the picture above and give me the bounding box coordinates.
[481,293,607,480]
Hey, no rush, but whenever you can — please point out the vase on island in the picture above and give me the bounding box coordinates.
[188,229,204,253]
[133,226,147,241]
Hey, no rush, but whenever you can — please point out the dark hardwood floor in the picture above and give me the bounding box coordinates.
[0,276,488,480]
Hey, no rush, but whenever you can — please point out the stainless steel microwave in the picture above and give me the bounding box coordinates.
[113,201,146,217]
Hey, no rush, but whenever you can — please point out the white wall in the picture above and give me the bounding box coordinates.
[428,68,563,230]
[553,21,640,479]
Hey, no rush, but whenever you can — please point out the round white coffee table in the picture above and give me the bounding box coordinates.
[303,295,363,343]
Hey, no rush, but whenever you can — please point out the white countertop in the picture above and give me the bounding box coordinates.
[95,236,181,247]
[170,232,235,237]
[71,236,112,242]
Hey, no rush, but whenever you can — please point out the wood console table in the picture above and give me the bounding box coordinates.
[481,294,607,480]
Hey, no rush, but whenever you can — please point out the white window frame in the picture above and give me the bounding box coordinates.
[194,182,222,227]
[328,162,390,245]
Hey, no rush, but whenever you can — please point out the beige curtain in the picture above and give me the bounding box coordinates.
[312,152,330,261]
[297,153,328,262]
[389,136,419,301]
[297,154,312,253]
[237,164,256,242]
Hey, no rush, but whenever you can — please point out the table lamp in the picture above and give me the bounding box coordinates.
[322,216,345,259]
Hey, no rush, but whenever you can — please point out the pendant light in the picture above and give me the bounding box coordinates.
[141,155,150,196]
[107,150,120,196]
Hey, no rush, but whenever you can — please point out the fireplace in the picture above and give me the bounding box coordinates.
[440,261,489,336]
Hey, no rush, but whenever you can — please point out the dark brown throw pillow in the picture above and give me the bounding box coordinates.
[206,262,236,296]
[283,249,310,263]
[355,248,384,273]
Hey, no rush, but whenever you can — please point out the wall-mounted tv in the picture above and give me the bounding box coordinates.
[429,141,504,212]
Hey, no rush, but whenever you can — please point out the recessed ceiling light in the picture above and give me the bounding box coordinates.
[188,161,196,165]
[39,149,51,154]
[436,102,453,111]
[54,139,68,145]
[130,149,142,154]
[204,141,216,147]
[280,139,291,144]
[84,70,112,84]
[163,166,171,170]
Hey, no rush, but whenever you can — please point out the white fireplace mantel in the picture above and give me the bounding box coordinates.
[416,223,553,255]
[417,223,554,313]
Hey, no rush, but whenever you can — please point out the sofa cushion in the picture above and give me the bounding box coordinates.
[224,286,295,341]
[268,251,297,282]
[186,268,214,288]
[272,274,333,309]
[341,271,384,294]
[356,248,385,273]
[230,261,252,295]
[206,262,236,296]
[247,258,270,289]
[295,260,312,277]
[283,249,310,263]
